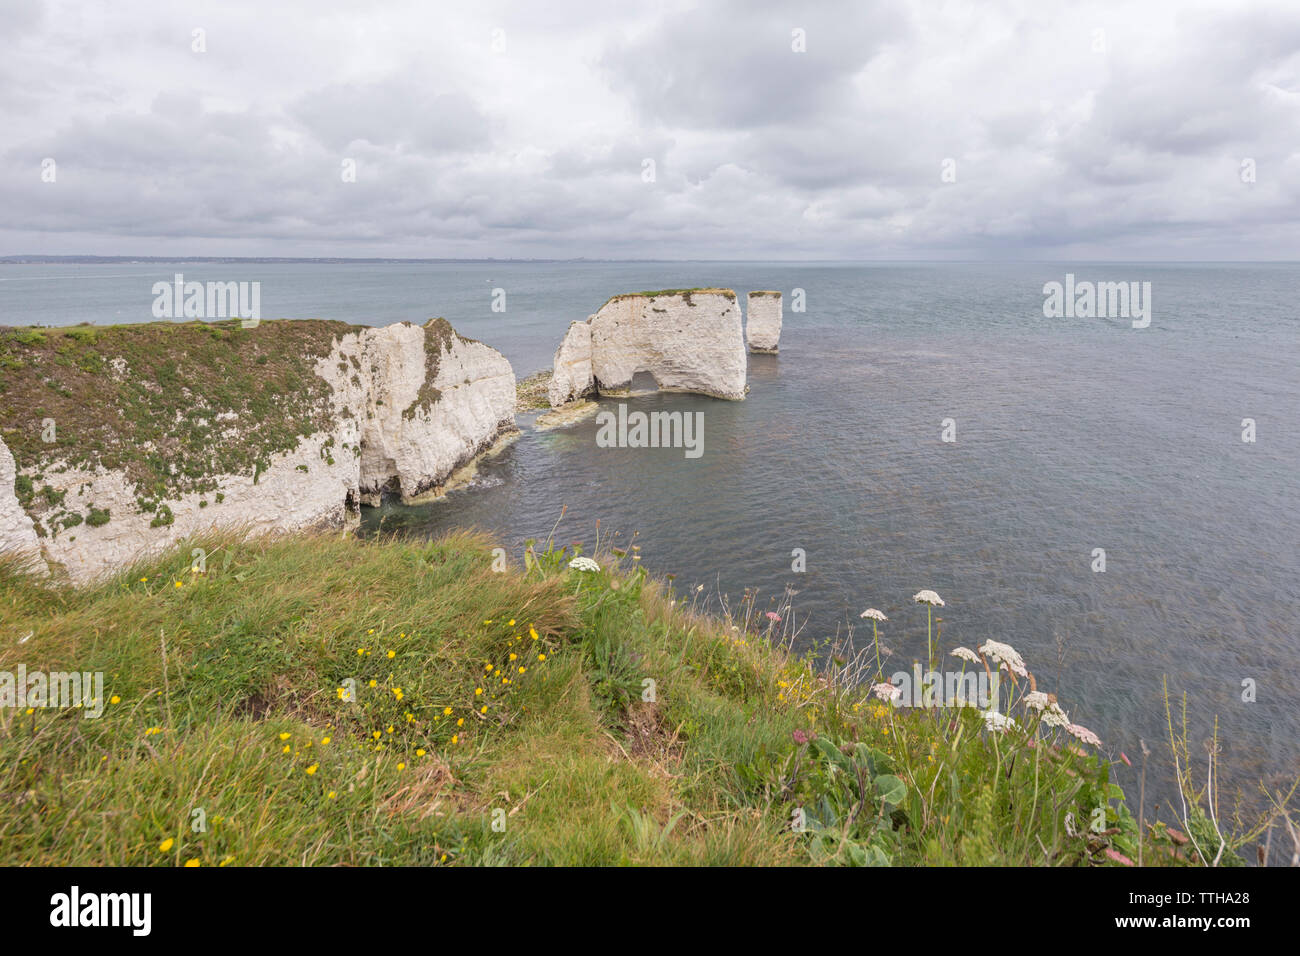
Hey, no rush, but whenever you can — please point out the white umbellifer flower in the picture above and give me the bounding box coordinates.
[860,608,888,621]
[913,590,945,606]
[568,557,600,573]
[1042,702,1070,728]
[870,682,903,702]
[1066,723,1102,747]
[978,639,1027,678]
[1024,691,1050,711]
[950,646,980,663]
[982,709,1017,733]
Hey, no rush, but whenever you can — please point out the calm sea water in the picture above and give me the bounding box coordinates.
[4,260,1298,807]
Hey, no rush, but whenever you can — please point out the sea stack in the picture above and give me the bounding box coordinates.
[547,318,596,407]
[746,291,782,353]
[547,289,747,406]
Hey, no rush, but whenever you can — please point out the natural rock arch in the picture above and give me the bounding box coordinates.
[548,289,747,406]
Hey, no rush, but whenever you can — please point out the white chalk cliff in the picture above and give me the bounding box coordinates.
[0,439,42,572]
[547,318,596,407]
[548,290,746,406]
[339,321,517,505]
[746,291,782,353]
[0,319,515,585]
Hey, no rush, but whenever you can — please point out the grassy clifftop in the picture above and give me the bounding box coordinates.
[598,288,738,311]
[0,530,1267,866]
[0,320,359,531]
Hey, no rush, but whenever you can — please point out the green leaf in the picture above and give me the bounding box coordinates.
[874,774,907,807]
[812,737,853,774]
[865,845,891,866]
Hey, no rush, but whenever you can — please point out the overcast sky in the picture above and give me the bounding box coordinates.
[2,0,1298,259]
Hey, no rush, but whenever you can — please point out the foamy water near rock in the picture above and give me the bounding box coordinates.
[548,290,747,406]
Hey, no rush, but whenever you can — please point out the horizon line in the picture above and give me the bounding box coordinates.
[4,255,1300,265]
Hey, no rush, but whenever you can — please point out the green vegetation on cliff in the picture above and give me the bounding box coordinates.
[598,288,738,311]
[0,531,1277,866]
[0,320,360,528]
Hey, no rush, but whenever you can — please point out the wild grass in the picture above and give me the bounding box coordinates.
[0,529,1293,866]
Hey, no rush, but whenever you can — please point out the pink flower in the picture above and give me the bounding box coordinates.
[1104,848,1134,866]
[870,682,903,702]
[765,611,781,622]
[792,729,815,745]
[1065,723,1102,747]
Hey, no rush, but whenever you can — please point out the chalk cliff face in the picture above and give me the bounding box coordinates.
[746,291,783,353]
[337,320,516,504]
[0,439,42,571]
[0,318,515,584]
[548,290,746,406]
[16,430,361,586]
[547,319,596,407]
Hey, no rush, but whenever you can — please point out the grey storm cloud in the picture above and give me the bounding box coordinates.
[0,0,1296,258]
[289,81,491,152]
